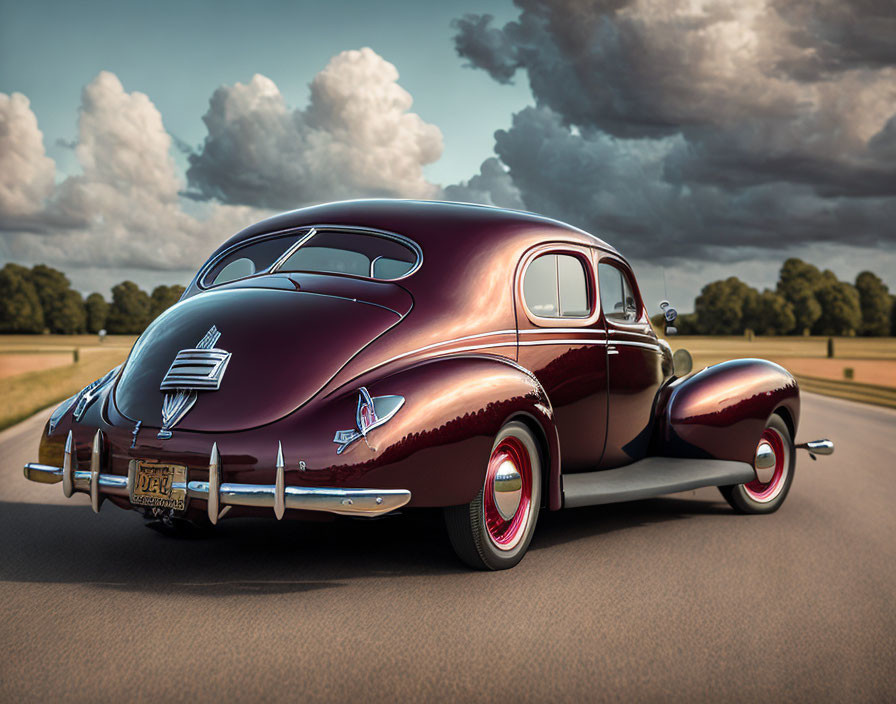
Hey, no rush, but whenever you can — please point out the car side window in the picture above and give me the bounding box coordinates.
[523,253,591,319]
[598,262,638,322]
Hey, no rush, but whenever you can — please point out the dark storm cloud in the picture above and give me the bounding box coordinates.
[773,0,896,80]
[451,106,896,260]
[450,0,896,260]
[443,157,525,209]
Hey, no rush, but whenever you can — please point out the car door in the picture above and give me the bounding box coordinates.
[597,257,665,467]
[516,244,608,472]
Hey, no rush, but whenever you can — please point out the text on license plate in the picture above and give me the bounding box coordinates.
[130,460,187,511]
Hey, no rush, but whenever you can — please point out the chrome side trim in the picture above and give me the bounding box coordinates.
[377,328,650,370]
[519,328,606,335]
[72,366,121,422]
[611,340,662,352]
[519,339,607,347]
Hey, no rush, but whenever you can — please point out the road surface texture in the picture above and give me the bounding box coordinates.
[1,393,893,702]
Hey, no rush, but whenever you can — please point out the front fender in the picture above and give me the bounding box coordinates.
[328,354,560,508]
[655,358,800,465]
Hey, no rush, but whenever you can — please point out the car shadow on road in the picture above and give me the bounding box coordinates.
[0,494,733,592]
[530,494,733,552]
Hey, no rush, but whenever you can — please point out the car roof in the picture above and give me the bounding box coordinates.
[218,199,618,255]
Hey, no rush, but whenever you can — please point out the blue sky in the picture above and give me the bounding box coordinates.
[0,0,529,186]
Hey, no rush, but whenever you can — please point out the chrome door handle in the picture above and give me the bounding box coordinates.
[607,345,620,355]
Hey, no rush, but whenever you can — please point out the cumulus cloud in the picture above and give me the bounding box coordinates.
[186,48,443,209]
[1,48,443,276]
[0,72,261,271]
[0,93,57,222]
[450,0,896,261]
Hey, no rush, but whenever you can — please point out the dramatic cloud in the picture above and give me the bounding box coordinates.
[1,48,443,277]
[451,0,896,261]
[0,93,57,222]
[0,72,261,271]
[773,0,896,80]
[186,48,443,209]
[443,157,524,210]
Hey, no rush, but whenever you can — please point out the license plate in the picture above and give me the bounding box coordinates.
[130,460,187,511]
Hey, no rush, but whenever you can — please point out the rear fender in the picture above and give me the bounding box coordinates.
[328,354,561,509]
[654,359,800,466]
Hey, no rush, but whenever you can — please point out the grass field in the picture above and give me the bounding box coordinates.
[0,334,894,432]
[0,336,135,431]
[668,335,896,381]
[666,335,896,407]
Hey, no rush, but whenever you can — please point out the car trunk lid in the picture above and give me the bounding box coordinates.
[113,284,406,432]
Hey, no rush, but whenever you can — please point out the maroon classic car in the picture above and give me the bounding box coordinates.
[24,200,833,569]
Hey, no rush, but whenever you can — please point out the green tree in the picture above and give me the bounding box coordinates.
[53,289,87,334]
[106,281,152,334]
[745,290,796,335]
[149,284,185,321]
[787,282,823,335]
[29,264,88,334]
[0,263,44,333]
[85,293,109,333]
[695,277,760,335]
[776,258,823,333]
[813,281,862,336]
[854,271,892,336]
[30,264,71,333]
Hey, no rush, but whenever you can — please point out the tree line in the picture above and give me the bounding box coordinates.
[1,257,893,337]
[0,263,185,335]
[668,258,894,336]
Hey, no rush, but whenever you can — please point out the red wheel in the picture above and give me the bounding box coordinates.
[743,427,789,503]
[482,436,533,550]
[444,421,542,570]
[720,414,795,514]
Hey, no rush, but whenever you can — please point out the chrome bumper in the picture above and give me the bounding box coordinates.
[23,431,411,522]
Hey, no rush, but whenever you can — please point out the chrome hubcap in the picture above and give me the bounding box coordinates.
[493,459,522,521]
[754,440,777,484]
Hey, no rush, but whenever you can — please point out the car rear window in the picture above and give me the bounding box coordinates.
[202,228,420,287]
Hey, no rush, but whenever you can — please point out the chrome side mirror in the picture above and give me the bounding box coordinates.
[659,300,678,335]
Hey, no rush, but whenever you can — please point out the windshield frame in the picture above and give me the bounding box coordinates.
[197,224,423,289]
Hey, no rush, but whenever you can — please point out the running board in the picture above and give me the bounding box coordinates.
[563,457,756,508]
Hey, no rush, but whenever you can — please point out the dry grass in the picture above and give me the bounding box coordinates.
[0,352,74,380]
[0,334,137,352]
[0,347,131,431]
[666,335,896,407]
[666,335,896,366]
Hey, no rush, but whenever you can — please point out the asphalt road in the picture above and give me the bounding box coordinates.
[1,393,893,702]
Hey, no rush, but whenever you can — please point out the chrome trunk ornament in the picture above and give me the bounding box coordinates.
[333,387,405,454]
[158,326,231,439]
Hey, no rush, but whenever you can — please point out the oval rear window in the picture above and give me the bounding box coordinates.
[201,228,420,287]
